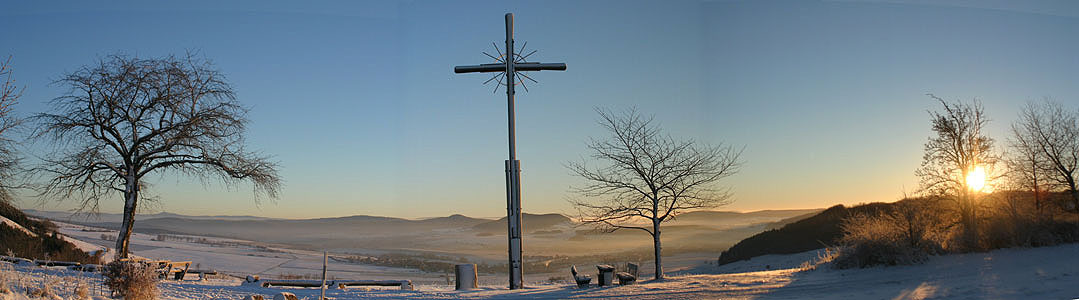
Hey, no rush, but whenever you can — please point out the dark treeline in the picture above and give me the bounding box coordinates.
[1,200,102,264]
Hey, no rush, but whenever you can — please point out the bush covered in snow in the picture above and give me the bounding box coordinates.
[103,260,159,300]
[832,207,940,269]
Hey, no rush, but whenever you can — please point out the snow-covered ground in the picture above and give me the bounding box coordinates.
[50,220,721,286]
[4,236,1078,299]
[55,222,438,283]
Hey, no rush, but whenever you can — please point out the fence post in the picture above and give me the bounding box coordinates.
[320,251,327,299]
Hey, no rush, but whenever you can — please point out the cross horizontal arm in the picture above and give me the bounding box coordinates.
[455,63,505,73]
[454,62,567,73]
[516,62,566,72]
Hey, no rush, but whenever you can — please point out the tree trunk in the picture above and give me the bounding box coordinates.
[1033,162,1041,217]
[116,175,139,259]
[652,219,663,280]
[960,192,978,251]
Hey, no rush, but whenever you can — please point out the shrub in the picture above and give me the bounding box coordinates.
[103,261,159,300]
[0,263,11,294]
[981,192,1079,249]
[832,205,944,269]
[833,192,1079,269]
[27,277,60,299]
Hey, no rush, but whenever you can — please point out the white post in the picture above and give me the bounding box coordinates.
[320,251,328,299]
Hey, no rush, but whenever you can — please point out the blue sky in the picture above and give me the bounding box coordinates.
[2,0,1078,219]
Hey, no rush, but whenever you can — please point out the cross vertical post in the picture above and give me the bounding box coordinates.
[502,12,525,290]
[454,12,566,290]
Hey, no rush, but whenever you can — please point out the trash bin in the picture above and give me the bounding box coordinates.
[596,264,615,286]
[455,264,478,290]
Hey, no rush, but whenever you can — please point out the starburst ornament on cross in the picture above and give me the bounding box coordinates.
[470,41,555,93]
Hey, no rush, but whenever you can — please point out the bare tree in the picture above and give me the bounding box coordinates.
[1012,100,1079,212]
[568,108,742,280]
[1007,110,1053,216]
[915,95,997,250]
[32,54,281,258]
[0,56,23,203]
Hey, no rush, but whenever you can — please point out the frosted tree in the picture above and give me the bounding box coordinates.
[33,54,281,258]
[1012,100,1079,212]
[568,108,742,280]
[915,95,997,250]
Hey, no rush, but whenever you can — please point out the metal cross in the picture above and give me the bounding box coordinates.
[454,13,566,290]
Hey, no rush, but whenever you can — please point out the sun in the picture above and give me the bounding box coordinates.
[966,166,987,192]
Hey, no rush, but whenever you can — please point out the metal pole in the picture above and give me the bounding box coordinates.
[504,12,524,290]
[506,13,516,162]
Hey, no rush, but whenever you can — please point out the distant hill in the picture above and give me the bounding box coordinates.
[27,208,821,259]
[23,209,276,223]
[675,209,821,221]
[717,203,895,265]
[472,213,573,234]
[1,201,100,263]
[77,213,493,237]
[670,209,821,228]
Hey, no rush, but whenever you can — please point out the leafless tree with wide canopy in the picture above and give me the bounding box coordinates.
[568,108,742,280]
[32,53,281,258]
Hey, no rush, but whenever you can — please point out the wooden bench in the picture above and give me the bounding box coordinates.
[570,265,592,287]
[616,262,638,285]
[116,259,191,280]
[161,261,192,280]
[186,269,218,280]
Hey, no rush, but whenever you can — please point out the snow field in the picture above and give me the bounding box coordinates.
[4,243,1079,299]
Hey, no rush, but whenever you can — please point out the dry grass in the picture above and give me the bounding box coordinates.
[798,248,839,272]
[74,276,90,300]
[103,260,159,300]
[0,263,11,294]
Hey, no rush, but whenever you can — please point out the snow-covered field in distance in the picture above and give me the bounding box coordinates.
[55,221,439,283]
[34,209,820,267]
[5,236,1078,299]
